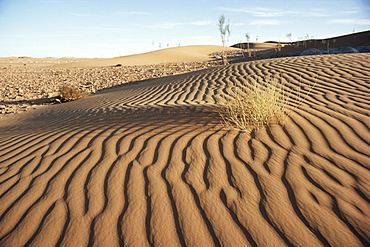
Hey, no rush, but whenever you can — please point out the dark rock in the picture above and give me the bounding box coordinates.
[337,47,359,53]
[355,46,370,53]
[52,98,62,104]
[320,48,335,54]
[300,48,322,56]
[321,47,359,54]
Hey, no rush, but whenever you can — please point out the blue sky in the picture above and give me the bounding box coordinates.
[0,0,369,58]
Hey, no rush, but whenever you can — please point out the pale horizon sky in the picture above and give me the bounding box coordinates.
[1,0,369,58]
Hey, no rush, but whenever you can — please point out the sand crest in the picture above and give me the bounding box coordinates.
[52,45,240,68]
[1,53,370,246]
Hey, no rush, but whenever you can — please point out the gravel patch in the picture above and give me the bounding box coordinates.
[0,60,224,116]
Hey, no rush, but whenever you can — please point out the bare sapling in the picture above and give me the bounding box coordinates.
[276,41,282,57]
[239,40,245,58]
[246,33,251,57]
[286,33,292,42]
[218,15,231,65]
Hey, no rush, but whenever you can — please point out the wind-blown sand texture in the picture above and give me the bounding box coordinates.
[1,53,370,246]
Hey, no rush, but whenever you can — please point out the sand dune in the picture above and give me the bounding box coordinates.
[233,30,370,59]
[1,53,370,246]
[53,45,240,68]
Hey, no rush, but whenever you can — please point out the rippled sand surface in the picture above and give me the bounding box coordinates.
[1,53,369,246]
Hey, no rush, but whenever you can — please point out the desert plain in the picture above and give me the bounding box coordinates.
[0,33,370,246]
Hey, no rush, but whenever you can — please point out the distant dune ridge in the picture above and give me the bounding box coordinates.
[51,45,241,68]
[1,49,369,246]
[233,30,370,59]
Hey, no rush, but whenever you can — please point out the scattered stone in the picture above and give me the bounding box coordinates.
[321,47,359,54]
[300,48,323,56]
[2,46,368,116]
[284,45,369,57]
[53,98,62,104]
[337,47,359,53]
[356,46,370,53]
[0,59,224,116]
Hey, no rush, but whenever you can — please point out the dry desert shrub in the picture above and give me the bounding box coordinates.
[218,75,315,132]
[59,85,88,102]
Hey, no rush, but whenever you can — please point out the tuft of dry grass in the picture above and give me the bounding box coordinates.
[59,85,88,102]
[218,75,315,132]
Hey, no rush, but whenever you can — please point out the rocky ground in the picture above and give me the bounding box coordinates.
[0,60,225,116]
[2,46,367,117]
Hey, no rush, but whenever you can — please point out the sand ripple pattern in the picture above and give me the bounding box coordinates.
[1,53,370,246]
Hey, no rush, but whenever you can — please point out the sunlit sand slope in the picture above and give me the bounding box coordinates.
[1,53,369,246]
[53,45,240,68]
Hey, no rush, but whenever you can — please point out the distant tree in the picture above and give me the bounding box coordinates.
[303,34,310,47]
[286,33,292,42]
[239,40,245,57]
[218,14,231,64]
[245,33,251,57]
[245,33,250,44]
[275,41,282,57]
[297,37,303,47]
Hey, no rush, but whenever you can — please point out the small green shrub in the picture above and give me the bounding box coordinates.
[59,85,88,102]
